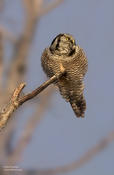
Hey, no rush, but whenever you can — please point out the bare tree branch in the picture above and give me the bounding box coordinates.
[24,0,43,17]
[0,0,66,170]
[40,0,64,16]
[21,130,114,175]
[0,0,4,12]
[0,83,25,131]
[18,67,65,105]
[0,66,66,130]
[24,0,64,17]
[7,87,54,164]
[0,30,3,89]
[7,0,43,92]
[0,26,16,43]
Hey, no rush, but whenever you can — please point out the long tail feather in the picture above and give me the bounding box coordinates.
[70,96,86,118]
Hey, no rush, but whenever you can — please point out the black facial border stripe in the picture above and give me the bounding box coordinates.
[51,34,64,46]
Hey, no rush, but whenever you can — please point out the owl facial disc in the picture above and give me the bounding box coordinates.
[50,33,76,56]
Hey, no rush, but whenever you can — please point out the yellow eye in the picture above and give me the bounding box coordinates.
[64,34,69,40]
[72,39,75,44]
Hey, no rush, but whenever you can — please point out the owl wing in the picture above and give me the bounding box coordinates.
[58,78,86,117]
[41,48,55,78]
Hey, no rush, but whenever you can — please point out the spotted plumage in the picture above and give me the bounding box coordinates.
[41,33,88,117]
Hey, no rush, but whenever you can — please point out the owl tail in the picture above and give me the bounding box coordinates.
[69,96,86,118]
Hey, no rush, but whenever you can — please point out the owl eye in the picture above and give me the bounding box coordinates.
[71,39,76,45]
[72,39,75,44]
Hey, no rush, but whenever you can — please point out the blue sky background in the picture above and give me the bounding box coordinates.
[1,0,114,174]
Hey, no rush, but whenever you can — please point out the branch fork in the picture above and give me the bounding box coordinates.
[0,65,66,130]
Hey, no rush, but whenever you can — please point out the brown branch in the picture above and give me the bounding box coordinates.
[0,83,25,131]
[40,0,64,16]
[24,0,64,17]
[0,0,4,12]
[7,0,43,92]
[0,117,17,162]
[21,130,114,175]
[0,67,66,130]
[19,72,65,105]
[7,87,54,164]
[0,30,4,89]
[0,26,16,43]
[24,0,43,17]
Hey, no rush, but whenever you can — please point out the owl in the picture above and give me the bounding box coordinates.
[41,34,88,117]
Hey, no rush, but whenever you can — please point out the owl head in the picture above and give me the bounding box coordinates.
[50,33,76,56]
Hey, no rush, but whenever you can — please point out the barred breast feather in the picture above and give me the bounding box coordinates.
[41,45,88,117]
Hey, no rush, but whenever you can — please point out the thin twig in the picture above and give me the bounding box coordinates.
[21,130,114,175]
